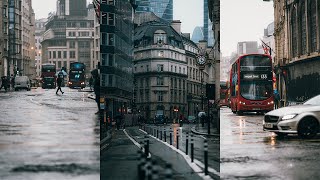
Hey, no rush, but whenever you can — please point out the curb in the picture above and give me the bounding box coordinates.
[100,130,112,151]
[191,127,220,137]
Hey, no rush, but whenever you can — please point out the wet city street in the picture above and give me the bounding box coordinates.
[0,88,99,180]
[220,107,320,179]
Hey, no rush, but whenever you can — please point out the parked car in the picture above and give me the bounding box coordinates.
[263,94,320,138]
[154,114,165,124]
[14,76,31,91]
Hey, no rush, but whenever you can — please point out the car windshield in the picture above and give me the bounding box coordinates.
[15,77,28,83]
[303,95,320,105]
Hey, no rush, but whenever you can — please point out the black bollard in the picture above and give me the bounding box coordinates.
[144,135,149,157]
[164,129,167,142]
[204,139,208,175]
[191,134,194,162]
[164,163,173,180]
[145,157,151,179]
[177,131,179,149]
[151,159,159,180]
[186,132,189,155]
[160,126,163,140]
[138,149,146,179]
[157,128,159,138]
[170,131,172,145]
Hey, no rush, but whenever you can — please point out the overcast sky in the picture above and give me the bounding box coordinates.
[221,0,274,56]
[32,0,203,34]
[173,0,203,35]
[32,0,90,19]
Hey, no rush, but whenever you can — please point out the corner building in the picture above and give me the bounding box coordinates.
[100,0,135,118]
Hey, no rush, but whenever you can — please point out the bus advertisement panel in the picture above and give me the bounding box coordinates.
[68,62,86,89]
[41,63,56,89]
[229,54,274,114]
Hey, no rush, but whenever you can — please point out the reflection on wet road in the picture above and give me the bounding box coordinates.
[220,107,320,179]
[0,88,99,179]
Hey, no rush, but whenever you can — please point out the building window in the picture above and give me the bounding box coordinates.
[146,65,149,71]
[109,75,113,86]
[158,50,164,57]
[49,51,52,59]
[291,7,298,57]
[157,77,164,85]
[69,51,76,58]
[58,51,61,58]
[175,66,177,72]
[158,92,163,102]
[107,0,115,5]
[179,67,181,73]
[102,53,114,66]
[108,13,115,26]
[157,64,164,72]
[80,22,87,28]
[69,41,76,48]
[309,0,317,52]
[300,2,307,55]
[58,61,61,68]
[53,51,56,58]
[63,51,67,58]
[102,33,115,46]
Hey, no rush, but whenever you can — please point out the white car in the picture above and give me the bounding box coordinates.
[263,95,320,138]
[14,76,31,91]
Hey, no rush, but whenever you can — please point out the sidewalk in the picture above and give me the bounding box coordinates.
[101,129,141,180]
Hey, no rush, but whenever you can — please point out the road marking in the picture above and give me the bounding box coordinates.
[123,129,151,158]
[139,128,219,180]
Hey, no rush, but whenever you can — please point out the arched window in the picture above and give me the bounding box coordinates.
[291,6,298,57]
[309,0,317,52]
[300,2,307,55]
[154,30,167,44]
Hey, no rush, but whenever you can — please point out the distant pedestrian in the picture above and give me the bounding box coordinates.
[56,75,64,95]
[274,89,280,109]
[89,76,93,90]
[0,76,9,92]
[91,69,100,114]
[10,74,14,90]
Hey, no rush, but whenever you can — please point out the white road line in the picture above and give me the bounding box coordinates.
[123,129,151,158]
[139,128,220,180]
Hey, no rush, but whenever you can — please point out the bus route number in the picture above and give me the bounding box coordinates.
[261,74,267,79]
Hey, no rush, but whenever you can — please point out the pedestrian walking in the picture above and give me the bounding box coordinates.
[91,69,101,114]
[274,89,280,109]
[56,74,64,95]
[0,76,9,92]
[10,74,15,90]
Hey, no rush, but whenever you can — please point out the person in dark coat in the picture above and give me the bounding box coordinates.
[91,69,101,114]
[56,75,64,95]
[0,76,9,92]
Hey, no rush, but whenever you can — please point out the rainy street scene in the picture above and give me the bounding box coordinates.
[99,0,220,179]
[0,0,100,179]
[0,88,99,180]
[220,0,320,179]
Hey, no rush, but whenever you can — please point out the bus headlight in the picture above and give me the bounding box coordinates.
[68,82,72,84]
[239,101,246,105]
[267,101,274,105]
[81,82,85,85]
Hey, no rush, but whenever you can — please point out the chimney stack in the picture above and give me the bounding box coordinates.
[171,20,181,34]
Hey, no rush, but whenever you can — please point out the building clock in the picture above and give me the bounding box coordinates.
[197,55,206,65]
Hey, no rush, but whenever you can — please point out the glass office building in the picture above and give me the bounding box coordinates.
[135,0,173,22]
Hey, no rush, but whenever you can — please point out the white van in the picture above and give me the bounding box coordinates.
[14,76,31,91]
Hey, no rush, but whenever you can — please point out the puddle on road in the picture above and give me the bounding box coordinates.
[11,163,99,174]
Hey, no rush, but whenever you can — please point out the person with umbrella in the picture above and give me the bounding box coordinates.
[91,69,101,114]
[56,71,64,95]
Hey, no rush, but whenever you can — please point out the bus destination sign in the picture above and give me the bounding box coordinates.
[242,73,269,80]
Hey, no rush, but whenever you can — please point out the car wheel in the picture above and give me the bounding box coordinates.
[297,117,319,139]
[236,111,243,116]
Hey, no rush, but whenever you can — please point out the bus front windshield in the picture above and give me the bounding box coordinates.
[240,80,272,100]
[69,73,83,81]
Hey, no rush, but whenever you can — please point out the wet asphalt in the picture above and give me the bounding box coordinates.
[0,87,99,180]
[220,107,320,180]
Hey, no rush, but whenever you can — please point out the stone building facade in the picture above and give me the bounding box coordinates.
[274,0,320,104]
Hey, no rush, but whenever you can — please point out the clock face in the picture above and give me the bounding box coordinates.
[197,56,206,65]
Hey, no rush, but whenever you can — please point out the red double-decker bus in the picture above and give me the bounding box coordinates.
[41,63,56,89]
[219,81,229,107]
[229,54,274,115]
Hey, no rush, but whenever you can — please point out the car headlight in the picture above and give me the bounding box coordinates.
[282,114,297,120]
